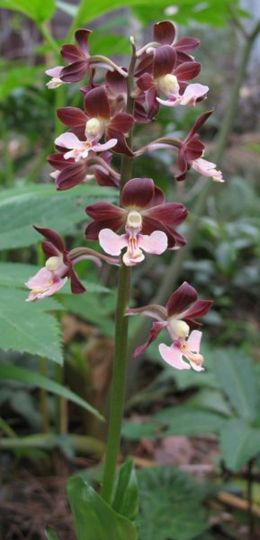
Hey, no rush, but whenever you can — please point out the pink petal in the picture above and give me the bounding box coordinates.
[26,267,52,289]
[179,83,209,105]
[187,330,202,353]
[192,158,224,182]
[55,132,81,149]
[159,343,190,370]
[189,361,204,372]
[123,249,145,266]
[139,231,168,254]
[92,139,117,152]
[99,229,127,256]
[46,66,63,77]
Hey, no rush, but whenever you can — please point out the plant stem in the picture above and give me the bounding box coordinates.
[126,18,260,396]
[39,358,50,433]
[101,42,136,503]
[247,459,255,540]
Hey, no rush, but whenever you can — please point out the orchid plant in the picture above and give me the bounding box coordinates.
[26,20,223,509]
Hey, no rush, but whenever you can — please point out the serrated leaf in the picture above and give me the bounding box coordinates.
[220,419,260,471]
[112,459,139,521]
[155,405,225,436]
[212,349,258,421]
[0,0,56,22]
[0,363,103,420]
[0,183,116,250]
[67,475,138,540]
[0,288,63,363]
[137,466,209,540]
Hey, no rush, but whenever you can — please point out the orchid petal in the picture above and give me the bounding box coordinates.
[179,83,209,105]
[99,229,127,256]
[92,139,118,152]
[139,231,168,254]
[159,343,190,370]
[187,330,202,352]
[55,132,81,149]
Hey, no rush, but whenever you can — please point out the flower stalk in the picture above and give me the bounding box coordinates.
[101,42,136,503]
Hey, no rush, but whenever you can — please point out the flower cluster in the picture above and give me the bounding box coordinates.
[26,20,224,371]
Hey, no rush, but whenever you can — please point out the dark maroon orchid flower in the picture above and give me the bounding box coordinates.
[57,86,134,155]
[176,110,212,180]
[127,281,213,357]
[85,177,188,260]
[26,226,119,300]
[48,151,119,190]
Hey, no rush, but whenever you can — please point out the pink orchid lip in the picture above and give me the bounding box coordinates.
[158,330,204,371]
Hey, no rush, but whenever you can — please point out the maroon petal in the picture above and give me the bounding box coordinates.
[174,61,201,81]
[57,107,87,127]
[153,45,176,79]
[185,138,205,161]
[109,112,134,134]
[134,321,166,357]
[183,299,213,322]
[61,61,88,83]
[146,87,160,119]
[188,110,213,139]
[175,37,200,51]
[147,186,165,207]
[85,218,123,240]
[84,86,110,119]
[137,73,154,91]
[61,44,83,62]
[56,162,88,190]
[167,229,186,249]
[94,167,119,188]
[153,20,176,45]
[86,202,124,222]
[75,29,91,56]
[34,226,65,254]
[121,178,155,209]
[166,282,198,317]
[145,202,188,227]
[106,70,127,95]
[106,129,133,156]
[69,267,86,294]
[135,52,153,77]
[48,153,73,170]
[42,240,60,258]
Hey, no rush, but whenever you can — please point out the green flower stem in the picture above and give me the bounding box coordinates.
[101,43,136,503]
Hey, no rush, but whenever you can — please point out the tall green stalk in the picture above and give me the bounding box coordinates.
[101,43,136,503]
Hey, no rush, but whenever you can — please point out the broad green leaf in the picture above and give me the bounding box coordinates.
[137,466,209,540]
[0,288,63,363]
[0,262,109,294]
[67,475,138,540]
[154,405,225,437]
[0,362,103,420]
[60,290,116,336]
[122,420,161,440]
[0,65,43,102]
[112,459,139,521]
[212,349,258,421]
[186,389,231,417]
[0,183,116,250]
[220,419,260,471]
[0,0,56,22]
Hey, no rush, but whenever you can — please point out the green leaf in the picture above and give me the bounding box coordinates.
[212,349,258,421]
[0,183,116,250]
[0,433,105,456]
[186,389,231,417]
[0,362,104,420]
[0,65,43,102]
[0,288,63,363]
[220,419,260,471]
[0,0,56,22]
[154,405,225,437]
[122,420,160,440]
[67,475,138,540]
[60,290,116,336]
[137,466,209,540]
[112,459,139,521]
